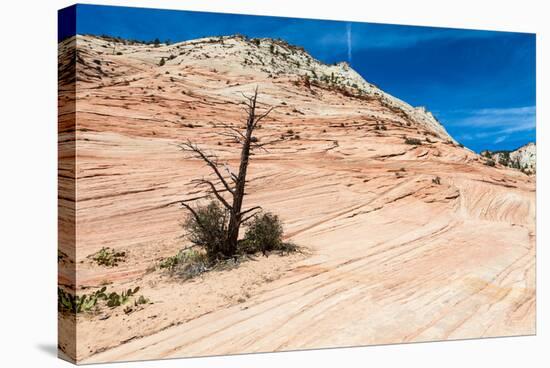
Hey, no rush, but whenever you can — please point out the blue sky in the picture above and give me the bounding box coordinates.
[59,4,536,152]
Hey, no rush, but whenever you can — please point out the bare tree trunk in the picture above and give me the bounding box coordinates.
[224,94,256,256]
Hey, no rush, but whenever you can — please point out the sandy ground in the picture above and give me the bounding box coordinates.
[58,35,535,363]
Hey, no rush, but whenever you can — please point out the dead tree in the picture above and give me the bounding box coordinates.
[180,87,278,258]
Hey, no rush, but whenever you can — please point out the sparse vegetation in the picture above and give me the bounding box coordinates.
[159,57,165,66]
[89,247,126,267]
[404,137,422,145]
[240,212,296,255]
[432,176,441,185]
[58,287,107,314]
[485,159,496,167]
[498,151,511,166]
[58,286,148,314]
[182,201,230,261]
[105,287,141,308]
[159,248,209,279]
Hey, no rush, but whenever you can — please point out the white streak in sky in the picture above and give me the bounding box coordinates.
[346,23,352,64]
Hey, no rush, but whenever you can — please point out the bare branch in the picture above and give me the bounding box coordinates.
[251,138,284,150]
[191,178,233,211]
[253,106,276,127]
[223,163,238,183]
[181,201,208,232]
[218,122,247,139]
[179,140,234,194]
[239,205,262,217]
[240,209,262,224]
[218,131,244,144]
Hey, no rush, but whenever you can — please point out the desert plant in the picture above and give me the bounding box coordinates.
[240,212,286,256]
[182,201,230,260]
[498,151,511,166]
[159,57,166,66]
[58,287,107,313]
[432,176,441,185]
[160,248,209,279]
[404,137,422,145]
[90,247,126,267]
[106,287,140,308]
[485,159,496,167]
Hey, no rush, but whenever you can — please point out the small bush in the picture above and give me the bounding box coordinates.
[404,137,422,145]
[485,159,496,167]
[183,201,230,260]
[159,57,166,66]
[58,287,106,313]
[498,151,511,166]
[90,247,126,267]
[58,286,147,313]
[240,212,295,256]
[432,176,441,185]
[160,248,209,279]
[106,287,140,308]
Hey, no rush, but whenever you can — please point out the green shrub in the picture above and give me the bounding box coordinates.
[58,287,107,313]
[498,151,511,166]
[58,286,148,314]
[90,247,126,267]
[241,212,286,255]
[485,159,496,167]
[160,248,209,279]
[183,201,230,260]
[106,287,140,308]
[404,137,422,145]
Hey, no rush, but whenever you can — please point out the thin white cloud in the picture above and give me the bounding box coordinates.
[494,136,508,144]
[445,105,535,144]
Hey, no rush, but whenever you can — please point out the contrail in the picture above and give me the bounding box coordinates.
[346,23,352,64]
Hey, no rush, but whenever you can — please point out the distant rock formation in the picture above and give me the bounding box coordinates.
[481,142,536,174]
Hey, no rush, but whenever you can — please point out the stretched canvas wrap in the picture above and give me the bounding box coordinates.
[58,4,536,364]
